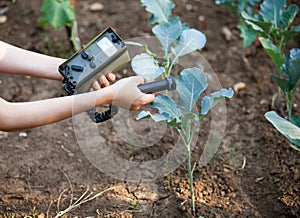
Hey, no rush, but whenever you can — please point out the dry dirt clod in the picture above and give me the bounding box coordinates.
[222,26,233,41]
[0,15,7,24]
[89,2,104,12]
[198,15,205,22]
[233,82,246,93]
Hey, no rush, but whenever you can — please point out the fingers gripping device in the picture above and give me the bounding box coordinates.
[58,27,176,122]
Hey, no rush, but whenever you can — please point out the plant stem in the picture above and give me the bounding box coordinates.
[187,146,195,214]
[178,121,197,215]
[66,20,80,51]
[286,91,294,118]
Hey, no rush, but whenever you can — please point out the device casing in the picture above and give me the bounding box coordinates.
[58,27,130,95]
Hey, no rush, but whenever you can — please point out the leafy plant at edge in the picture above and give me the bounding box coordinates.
[265,49,300,151]
[128,0,234,214]
[243,1,300,151]
[37,0,80,50]
[216,0,300,151]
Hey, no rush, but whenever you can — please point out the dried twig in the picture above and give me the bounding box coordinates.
[54,186,119,218]
[241,156,246,169]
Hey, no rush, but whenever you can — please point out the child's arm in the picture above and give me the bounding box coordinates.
[0,40,65,81]
[0,76,155,132]
[0,40,116,90]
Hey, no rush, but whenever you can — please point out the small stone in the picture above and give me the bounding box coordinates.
[260,99,268,105]
[89,2,104,12]
[0,131,8,139]
[68,152,75,157]
[198,15,205,22]
[224,168,230,173]
[19,132,27,138]
[186,4,193,11]
[0,15,7,24]
[233,82,246,93]
[255,177,264,182]
[222,26,233,41]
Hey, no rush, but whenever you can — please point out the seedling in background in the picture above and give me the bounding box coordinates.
[37,0,80,50]
[130,0,234,214]
[241,1,300,151]
[265,49,300,151]
[270,49,300,118]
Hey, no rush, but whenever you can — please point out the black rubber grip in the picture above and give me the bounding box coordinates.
[137,77,176,93]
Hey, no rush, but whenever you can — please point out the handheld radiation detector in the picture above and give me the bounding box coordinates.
[58,27,130,95]
[58,27,176,123]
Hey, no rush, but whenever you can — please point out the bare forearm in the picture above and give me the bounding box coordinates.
[0,89,112,132]
[0,40,65,81]
[0,76,155,132]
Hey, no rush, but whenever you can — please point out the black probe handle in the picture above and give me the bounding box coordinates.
[137,76,176,93]
[92,77,176,123]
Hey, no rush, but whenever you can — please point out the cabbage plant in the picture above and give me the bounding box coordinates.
[129,0,234,214]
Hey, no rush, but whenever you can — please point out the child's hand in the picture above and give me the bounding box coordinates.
[89,72,116,91]
[108,76,155,110]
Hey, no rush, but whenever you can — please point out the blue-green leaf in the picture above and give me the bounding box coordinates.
[173,29,206,57]
[290,144,300,151]
[282,25,300,43]
[280,4,299,30]
[249,0,260,6]
[241,12,272,35]
[176,67,208,112]
[152,17,182,51]
[131,53,165,80]
[260,0,286,28]
[270,74,290,92]
[141,0,175,24]
[285,48,300,65]
[259,37,285,74]
[151,95,182,123]
[136,110,167,122]
[201,88,234,115]
[265,111,300,151]
[136,111,151,120]
[289,115,300,128]
[284,48,300,86]
[285,59,300,86]
[238,22,258,47]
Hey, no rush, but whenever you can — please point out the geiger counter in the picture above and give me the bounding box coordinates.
[59,27,176,122]
[59,27,130,95]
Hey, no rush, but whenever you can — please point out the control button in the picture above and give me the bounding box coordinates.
[88,55,94,61]
[89,62,96,69]
[81,51,88,59]
[71,65,84,72]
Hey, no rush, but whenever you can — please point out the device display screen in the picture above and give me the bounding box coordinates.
[97,37,118,57]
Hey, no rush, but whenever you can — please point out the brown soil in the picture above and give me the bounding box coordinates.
[0,0,299,217]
